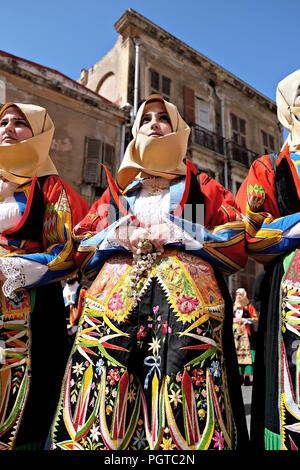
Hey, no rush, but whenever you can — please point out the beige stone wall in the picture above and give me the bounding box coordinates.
[84,35,132,108]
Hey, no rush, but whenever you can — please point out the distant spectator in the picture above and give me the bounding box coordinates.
[233,288,258,385]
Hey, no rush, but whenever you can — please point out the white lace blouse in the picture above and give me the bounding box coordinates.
[103,177,197,250]
[0,179,48,298]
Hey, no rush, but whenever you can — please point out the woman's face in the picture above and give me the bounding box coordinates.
[235,291,243,301]
[0,107,33,145]
[139,101,172,137]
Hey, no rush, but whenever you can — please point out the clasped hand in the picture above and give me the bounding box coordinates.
[117,223,169,254]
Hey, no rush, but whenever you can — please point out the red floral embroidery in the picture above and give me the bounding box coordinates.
[107,369,120,386]
[137,325,147,340]
[191,368,205,387]
[176,295,199,313]
[108,291,123,311]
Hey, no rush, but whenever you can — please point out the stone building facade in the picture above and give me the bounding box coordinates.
[0,50,126,206]
[79,8,282,299]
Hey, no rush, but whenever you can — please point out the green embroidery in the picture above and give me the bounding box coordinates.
[248,183,265,197]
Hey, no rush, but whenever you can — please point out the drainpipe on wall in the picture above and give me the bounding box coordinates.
[120,123,126,164]
[215,87,228,190]
[133,39,140,121]
[215,86,233,296]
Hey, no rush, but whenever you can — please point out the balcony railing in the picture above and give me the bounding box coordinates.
[226,141,259,167]
[189,123,260,168]
[190,124,226,156]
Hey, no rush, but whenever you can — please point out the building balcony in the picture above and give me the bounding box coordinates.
[190,124,226,156]
[189,124,259,168]
[226,140,259,167]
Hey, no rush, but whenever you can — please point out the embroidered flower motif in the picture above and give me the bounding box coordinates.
[168,389,182,408]
[176,372,183,382]
[72,362,84,377]
[137,325,147,340]
[96,359,105,376]
[212,430,225,450]
[162,320,171,334]
[89,397,95,408]
[153,305,159,314]
[176,295,199,313]
[80,437,87,448]
[108,291,123,311]
[210,360,221,378]
[167,265,180,282]
[132,429,147,449]
[148,337,161,355]
[89,423,101,442]
[71,394,77,404]
[107,368,120,386]
[161,437,176,450]
[128,389,136,403]
[191,368,205,387]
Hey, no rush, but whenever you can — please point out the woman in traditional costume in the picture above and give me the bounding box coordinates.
[0,103,89,449]
[49,95,249,450]
[233,288,258,385]
[235,70,300,450]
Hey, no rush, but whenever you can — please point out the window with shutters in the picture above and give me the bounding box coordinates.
[195,97,212,131]
[101,143,115,187]
[229,113,248,165]
[261,130,275,154]
[83,138,115,194]
[149,69,171,101]
[230,113,247,148]
[83,138,102,185]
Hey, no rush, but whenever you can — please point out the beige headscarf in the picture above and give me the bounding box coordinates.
[117,94,190,190]
[233,288,249,309]
[0,102,58,184]
[276,70,300,152]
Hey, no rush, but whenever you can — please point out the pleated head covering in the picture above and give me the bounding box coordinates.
[0,102,58,184]
[117,95,190,190]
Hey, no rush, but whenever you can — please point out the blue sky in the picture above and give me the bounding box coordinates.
[1,0,298,102]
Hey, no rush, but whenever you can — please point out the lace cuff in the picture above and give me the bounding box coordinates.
[0,256,48,299]
[101,216,132,251]
[163,217,204,251]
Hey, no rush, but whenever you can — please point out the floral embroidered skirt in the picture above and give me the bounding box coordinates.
[268,249,300,449]
[0,282,69,450]
[50,249,240,450]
